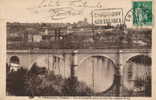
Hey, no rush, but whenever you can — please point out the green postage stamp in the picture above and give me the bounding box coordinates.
[133,1,152,26]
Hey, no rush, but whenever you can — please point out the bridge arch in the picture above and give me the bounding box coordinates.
[76,55,116,94]
[9,56,20,64]
[78,54,117,67]
[127,55,151,65]
[122,54,151,96]
[121,52,151,66]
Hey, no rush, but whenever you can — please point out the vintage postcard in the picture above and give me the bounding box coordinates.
[0,0,155,100]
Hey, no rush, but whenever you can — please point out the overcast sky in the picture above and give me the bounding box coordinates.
[0,0,135,23]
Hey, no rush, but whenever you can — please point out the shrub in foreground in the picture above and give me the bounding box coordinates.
[7,64,94,96]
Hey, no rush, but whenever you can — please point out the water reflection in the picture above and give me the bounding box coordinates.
[76,56,115,93]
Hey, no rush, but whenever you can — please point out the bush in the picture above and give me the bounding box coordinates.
[25,70,64,96]
[6,64,94,96]
[62,77,94,96]
[6,67,28,96]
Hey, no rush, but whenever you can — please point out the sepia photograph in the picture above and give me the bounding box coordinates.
[0,0,154,99]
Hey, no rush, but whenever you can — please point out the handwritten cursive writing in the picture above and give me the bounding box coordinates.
[38,0,87,8]
[29,0,107,20]
[48,7,81,20]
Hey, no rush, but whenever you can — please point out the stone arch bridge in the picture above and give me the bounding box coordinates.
[7,49,151,96]
[7,49,151,69]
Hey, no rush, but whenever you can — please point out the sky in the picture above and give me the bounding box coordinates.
[0,0,135,24]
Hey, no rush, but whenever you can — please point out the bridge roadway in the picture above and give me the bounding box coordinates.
[7,48,151,54]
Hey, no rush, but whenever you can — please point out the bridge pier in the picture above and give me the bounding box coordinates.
[71,50,78,78]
